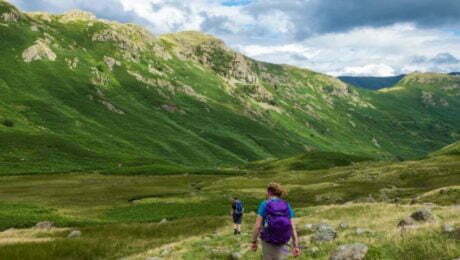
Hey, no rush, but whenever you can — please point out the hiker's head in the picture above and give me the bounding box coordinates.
[233,197,238,201]
[267,182,286,198]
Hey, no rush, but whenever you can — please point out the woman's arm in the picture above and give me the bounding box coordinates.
[291,221,301,257]
[251,216,263,251]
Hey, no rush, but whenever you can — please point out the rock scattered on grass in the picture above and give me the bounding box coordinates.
[398,208,436,228]
[422,203,436,208]
[355,228,373,235]
[35,221,54,229]
[160,247,171,257]
[410,208,434,222]
[311,223,337,242]
[442,224,455,233]
[304,223,313,231]
[145,257,162,260]
[231,252,243,259]
[104,56,120,71]
[330,243,368,260]
[339,223,349,229]
[308,246,319,254]
[160,218,168,224]
[67,230,82,238]
[398,217,415,227]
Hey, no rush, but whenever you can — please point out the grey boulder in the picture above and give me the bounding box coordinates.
[330,243,368,260]
[67,230,82,238]
[410,208,434,222]
[35,221,54,229]
[311,223,337,242]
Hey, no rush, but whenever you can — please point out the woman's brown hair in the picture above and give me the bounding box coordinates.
[267,182,287,198]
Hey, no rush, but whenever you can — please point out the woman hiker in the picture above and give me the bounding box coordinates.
[250,182,301,259]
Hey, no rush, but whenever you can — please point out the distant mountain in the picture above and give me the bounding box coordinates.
[449,72,460,76]
[338,75,405,90]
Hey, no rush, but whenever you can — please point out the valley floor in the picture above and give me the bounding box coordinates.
[0,154,459,259]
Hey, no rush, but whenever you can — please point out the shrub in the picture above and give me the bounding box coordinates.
[2,119,14,127]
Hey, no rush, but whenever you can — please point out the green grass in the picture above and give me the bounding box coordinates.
[367,230,460,260]
[0,150,458,258]
[0,203,73,231]
[106,197,259,223]
[0,217,228,260]
[243,151,374,172]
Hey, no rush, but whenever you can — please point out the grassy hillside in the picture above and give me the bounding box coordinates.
[1,1,460,175]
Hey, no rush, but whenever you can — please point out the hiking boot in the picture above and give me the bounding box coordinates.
[234,229,238,235]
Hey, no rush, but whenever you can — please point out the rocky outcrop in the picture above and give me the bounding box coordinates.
[0,1,23,23]
[100,100,125,115]
[90,67,110,87]
[104,56,120,71]
[1,11,21,22]
[59,10,95,23]
[65,57,79,70]
[128,70,206,102]
[229,53,258,84]
[422,91,449,107]
[89,89,125,115]
[197,44,259,85]
[22,39,57,63]
[92,24,156,57]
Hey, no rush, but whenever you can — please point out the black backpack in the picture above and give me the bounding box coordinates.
[234,200,244,214]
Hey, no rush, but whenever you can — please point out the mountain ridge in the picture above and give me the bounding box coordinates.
[338,75,405,90]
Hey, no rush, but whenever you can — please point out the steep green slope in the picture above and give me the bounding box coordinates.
[1,1,459,174]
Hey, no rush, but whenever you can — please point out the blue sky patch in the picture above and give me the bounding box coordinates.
[222,0,252,6]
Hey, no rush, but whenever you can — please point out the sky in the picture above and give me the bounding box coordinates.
[10,0,460,76]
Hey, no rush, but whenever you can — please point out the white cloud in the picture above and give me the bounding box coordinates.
[338,64,396,77]
[10,0,460,76]
[238,24,460,76]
